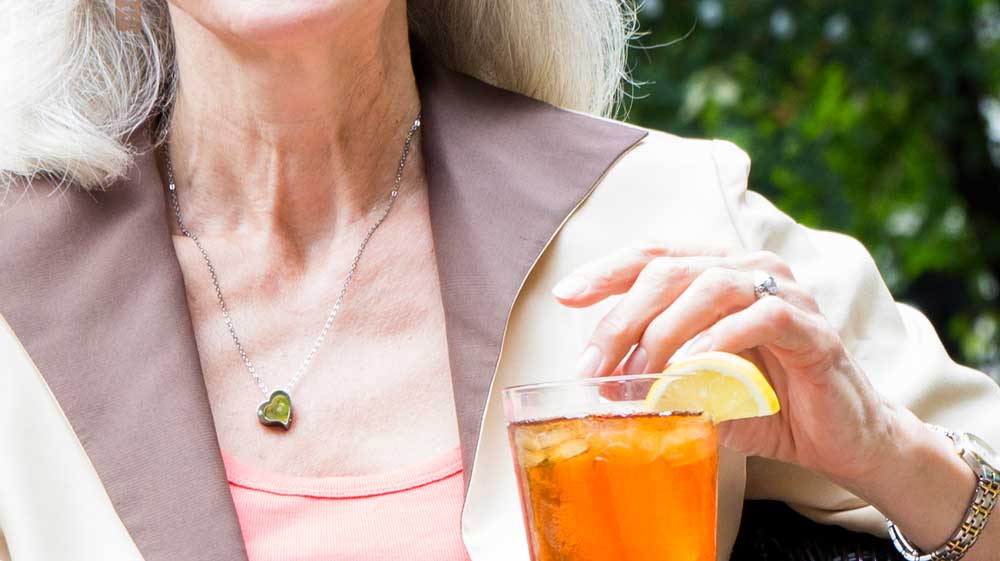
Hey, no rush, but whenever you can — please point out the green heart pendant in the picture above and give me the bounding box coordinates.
[257,389,292,429]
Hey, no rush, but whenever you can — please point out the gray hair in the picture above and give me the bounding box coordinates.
[0,0,638,193]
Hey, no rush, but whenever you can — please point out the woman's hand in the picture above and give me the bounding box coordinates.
[552,240,998,556]
[551,240,898,483]
[552,240,998,555]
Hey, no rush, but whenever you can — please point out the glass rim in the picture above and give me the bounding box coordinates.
[501,373,681,396]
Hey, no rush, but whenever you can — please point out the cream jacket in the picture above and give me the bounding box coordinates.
[2,46,999,561]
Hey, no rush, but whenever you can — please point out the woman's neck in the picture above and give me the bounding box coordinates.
[162,0,421,257]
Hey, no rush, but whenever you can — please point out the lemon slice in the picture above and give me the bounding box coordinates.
[643,351,780,422]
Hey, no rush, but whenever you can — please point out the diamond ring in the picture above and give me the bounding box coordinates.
[753,270,778,299]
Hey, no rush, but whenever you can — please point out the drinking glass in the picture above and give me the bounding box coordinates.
[503,374,718,561]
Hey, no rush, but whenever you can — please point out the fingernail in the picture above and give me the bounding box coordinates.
[686,332,714,356]
[623,346,648,373]
[672,332,713,363]
[552,275,588,299]
[573,344,602,377]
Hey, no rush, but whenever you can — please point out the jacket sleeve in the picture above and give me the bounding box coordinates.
[709,138,1000,535]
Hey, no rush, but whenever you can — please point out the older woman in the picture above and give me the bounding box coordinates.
[1,1,998,561]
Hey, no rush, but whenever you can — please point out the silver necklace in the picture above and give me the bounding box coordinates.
[163,114,422,430]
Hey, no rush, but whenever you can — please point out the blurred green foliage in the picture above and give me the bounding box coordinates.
[626,0,1000,380]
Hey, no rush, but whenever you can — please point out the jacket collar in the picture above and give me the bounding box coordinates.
[413,43,648,484]
[0,43,645,560]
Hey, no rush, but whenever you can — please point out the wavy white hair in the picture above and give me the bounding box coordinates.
[0,0,638,193]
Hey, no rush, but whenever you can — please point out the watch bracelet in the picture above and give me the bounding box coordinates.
[886,427,1000,561]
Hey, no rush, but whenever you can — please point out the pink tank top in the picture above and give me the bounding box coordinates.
[219,446,471,561]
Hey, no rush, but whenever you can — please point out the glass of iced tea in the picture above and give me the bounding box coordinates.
[503,374,718,561]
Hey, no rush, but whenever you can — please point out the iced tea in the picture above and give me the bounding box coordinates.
[508,411,717,561]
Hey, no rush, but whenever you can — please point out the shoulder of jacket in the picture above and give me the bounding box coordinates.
[633,127,750,180]
[573,114,753,196]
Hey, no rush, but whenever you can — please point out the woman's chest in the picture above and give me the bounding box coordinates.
[174,210,459,478]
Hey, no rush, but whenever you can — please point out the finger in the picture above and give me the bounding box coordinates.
[577,257,698,377]
[626,270,818,373]
[623,267,756,373]
[551,240,737,307]
[582,258,791,377]
[598,351,634,400]
[574,252,808,378]
[554,246,793,309]
[690,295,841,375]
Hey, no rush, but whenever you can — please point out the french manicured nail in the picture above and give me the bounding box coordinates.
[622,345,649,374]
[686,332,714,356]
[623,346,648,373]
[574,344,602,377]
[671,332,713,363]
[552,275,588,299]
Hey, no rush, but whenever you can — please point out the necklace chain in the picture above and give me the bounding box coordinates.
[163,114,422,397]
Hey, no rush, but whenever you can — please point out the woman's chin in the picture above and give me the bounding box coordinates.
[173,0,388,48]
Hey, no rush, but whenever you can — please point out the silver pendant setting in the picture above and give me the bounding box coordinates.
[257,389,292,429]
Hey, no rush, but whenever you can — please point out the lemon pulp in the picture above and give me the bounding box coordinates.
[643,351,780,422]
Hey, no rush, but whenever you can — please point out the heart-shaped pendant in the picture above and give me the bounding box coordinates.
[257,389,292,429]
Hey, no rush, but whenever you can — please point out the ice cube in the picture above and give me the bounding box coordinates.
[549,438,589,461]
[535,426,575,449]
[516,431,543,452]
[518,448,547,468]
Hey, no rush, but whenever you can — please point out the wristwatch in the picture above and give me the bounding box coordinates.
[887,425,1000,561]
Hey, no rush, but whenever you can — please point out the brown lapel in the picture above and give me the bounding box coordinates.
[0,121,248,559]
[412,48,648,484]
[0,47,645,561]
